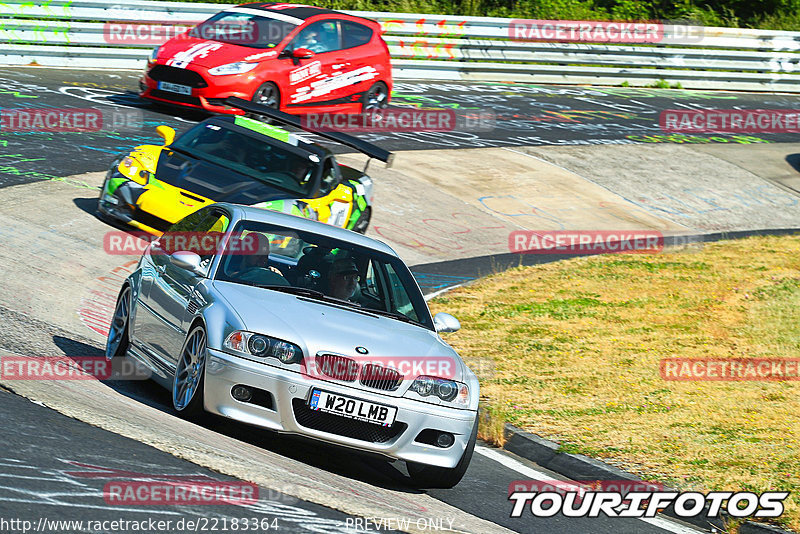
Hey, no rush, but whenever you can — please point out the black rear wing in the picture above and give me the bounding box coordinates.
[224,97,394,167]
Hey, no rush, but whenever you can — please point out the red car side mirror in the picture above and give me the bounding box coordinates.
[292,48,315,59]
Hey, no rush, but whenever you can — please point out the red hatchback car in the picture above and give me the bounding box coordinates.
[140,3,392,115]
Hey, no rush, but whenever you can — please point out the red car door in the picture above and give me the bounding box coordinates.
[282,19,342,110]
[336,19,382,101]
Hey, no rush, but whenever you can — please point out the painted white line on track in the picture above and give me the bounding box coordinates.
[476,446,573,484]
[424,283,465,301]
[475,446,707,534]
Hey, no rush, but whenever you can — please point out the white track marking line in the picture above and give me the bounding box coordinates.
[424,283,465,301]
[476,446,572,483]
[475,446,706,534]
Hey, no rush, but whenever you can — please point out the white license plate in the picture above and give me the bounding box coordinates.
[158,81,192,95]
[309,389,397,427]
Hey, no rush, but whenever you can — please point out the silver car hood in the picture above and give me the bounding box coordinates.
[213,281,466,389]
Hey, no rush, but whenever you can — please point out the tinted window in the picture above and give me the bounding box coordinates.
[318,157,339,196]
[196,211,230,264]
[171,122,318,197]
[190,12,296,49]
[160,209,230,267]
[165,207,214,234]
[342,21,372,49]
[291,20,340,54]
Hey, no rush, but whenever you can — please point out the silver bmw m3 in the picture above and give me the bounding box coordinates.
[106,203,479,488]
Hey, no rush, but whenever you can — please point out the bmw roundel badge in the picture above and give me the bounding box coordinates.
[355,346,368,354]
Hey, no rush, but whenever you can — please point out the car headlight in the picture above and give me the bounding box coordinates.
[407,375,469,407]
[149,46,160,63]
[208,62,258,76]
[224,330,303,364]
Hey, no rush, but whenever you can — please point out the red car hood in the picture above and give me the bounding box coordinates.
[158,35,279,69]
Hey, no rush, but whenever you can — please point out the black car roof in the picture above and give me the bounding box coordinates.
[235,3,341,20]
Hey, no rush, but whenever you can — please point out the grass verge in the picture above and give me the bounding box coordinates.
[431,235,800,531]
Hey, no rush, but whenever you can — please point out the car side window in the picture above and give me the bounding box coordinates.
[354,258,390,311]
[341,21,372,49]
[164,208,212,234]
[385,263,418,321]
[363,260,380,297]
[194,211,231,265]
[153,208,214,270]
[318,158,340,196]
[159,209,229,268]
[291,20,340,54]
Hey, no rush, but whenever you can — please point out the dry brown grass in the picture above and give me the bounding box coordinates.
[431,235,800,530]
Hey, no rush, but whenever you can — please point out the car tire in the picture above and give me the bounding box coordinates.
[172,324,208,419]
[105,285,132,360]
[252,82,280,109]
[361,82,389,114]
[352,207,371,234]
[406,412,478,489]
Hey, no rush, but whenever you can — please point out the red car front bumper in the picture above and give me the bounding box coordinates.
[140,62,371,116]
[140,63,257,114]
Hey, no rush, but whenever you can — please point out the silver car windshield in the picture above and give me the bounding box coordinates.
[215,221,434,330]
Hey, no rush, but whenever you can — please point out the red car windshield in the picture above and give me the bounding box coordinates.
[190,12,296,49]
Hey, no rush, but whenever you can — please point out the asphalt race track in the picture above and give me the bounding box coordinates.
[2,65,800,534]
[0,388,391,534]
[4,67,800,187]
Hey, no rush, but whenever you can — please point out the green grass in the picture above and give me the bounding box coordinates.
[433,235,800,530]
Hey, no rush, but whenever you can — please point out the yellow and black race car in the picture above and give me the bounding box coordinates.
[97,98,392,235]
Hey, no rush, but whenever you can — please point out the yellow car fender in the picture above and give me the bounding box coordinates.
[117,145,165,184]
[304,184,353,226]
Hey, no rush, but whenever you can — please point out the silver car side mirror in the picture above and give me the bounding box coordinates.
[170,251,203,275]
[433,312,460,333]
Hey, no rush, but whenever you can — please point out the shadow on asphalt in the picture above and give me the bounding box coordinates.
[51,334,423,495]
[786,153,800,173]
[73,197,103,219]
[73,196,160,238]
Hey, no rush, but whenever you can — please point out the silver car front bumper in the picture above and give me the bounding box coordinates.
[204,348,477,468]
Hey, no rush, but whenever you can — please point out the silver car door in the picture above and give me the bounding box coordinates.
[136,207,217,366]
